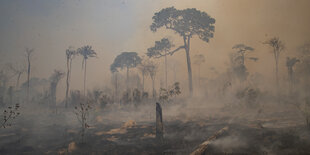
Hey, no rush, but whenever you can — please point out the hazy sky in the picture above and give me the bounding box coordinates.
[0,0,310,95]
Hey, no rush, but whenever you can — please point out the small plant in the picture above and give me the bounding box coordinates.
[74,101,91,143]
[159,82,181,103]
[2,103,20,128]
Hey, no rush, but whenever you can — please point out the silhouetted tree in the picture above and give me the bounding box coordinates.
[230,44,257,82]
[65,47,77,108]
[138,57,151,93]
[49,70,64,108]
[150,7,215,96]
[193,54,205,86]
[264,37,285,93]
[78,45,97,96]
[232,44,255,65]
[110,52,142,90]
[229,52,248,82]
[111,72,121,102]
[147,38,174,89]
[7,63,25,89]
[286,57,299,94]
[145,60,158,99]
[25,48,34,103]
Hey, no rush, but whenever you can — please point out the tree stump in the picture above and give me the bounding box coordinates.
[156,102,164,141]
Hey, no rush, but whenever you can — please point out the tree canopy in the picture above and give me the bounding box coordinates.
[77,45,97,67]
[150,7,215,42]
[110,52,142,73]
[147,38,174,58]
[232,44,254,54]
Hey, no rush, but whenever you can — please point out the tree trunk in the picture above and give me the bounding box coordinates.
[65,58,70,108]
[16,72,22,89]
[27,55,31,103]
[156,102,164,141]
[275,55,279,100]
[288,66,294,95]
[165,51,168,89]
[126,67,129,91]
[173,65,176,83]
[273,49,280,103]
[83,59,87,96]
[152,77,155,99]
[184,36,193,96]
[142,72,145,93]
[275,59,279,90]
[198,65,201,88]
[241,52,245,66]
[113,73,119,104]
[50,83,56,108]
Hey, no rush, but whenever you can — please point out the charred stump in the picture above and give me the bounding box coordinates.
[156,102,164,141]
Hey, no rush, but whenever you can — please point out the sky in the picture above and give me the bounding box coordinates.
[0,0,310,97]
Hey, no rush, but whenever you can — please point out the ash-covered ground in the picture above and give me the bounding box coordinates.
[1,95,310,155]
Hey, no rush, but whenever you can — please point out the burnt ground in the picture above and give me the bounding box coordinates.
[0,102,310,155]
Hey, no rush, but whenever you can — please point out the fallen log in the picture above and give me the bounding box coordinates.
[190,126,229,155]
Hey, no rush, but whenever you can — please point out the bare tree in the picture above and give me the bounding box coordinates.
[65,47,77,108]
[263,37,285,93]
[77,45,97,96]
[25,48,34,103]
[150,7,215,96]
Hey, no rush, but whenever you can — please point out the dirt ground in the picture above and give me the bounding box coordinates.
[0,101,310,155]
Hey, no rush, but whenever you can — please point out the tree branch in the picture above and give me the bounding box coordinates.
[168,46,185,55]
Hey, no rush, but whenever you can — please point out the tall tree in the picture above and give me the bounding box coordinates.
[264,37,285,92]
[77,45,97,96]
[232,44,255,66]
[286,57,299,94]
[111,72,120,102]
[65,47,77,108]
[25,48,34,103]
[150,7,215,96]
[193,54,205,86]
[49,70,65,108]
[145,60,158,99]
[147,38,175,89]
[138,58,149,93]
[231,44,257,82]
[110,52,142,91]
